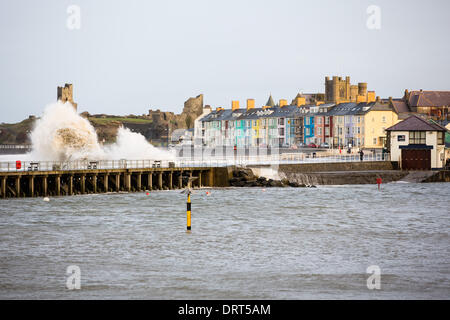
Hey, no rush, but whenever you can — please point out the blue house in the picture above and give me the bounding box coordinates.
[304,115,314,144]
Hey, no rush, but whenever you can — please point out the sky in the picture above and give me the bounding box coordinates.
[1,0,449,123]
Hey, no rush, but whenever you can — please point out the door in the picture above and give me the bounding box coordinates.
[401,149,431,170]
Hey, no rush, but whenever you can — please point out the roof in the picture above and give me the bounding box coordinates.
[266,95,275,107]
[407,91,450,107]
[369,102,395,112]
[386,115,447,132]
[323,102,373,116]
[391,100,410,113]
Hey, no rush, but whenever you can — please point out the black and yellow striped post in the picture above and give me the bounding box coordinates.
[186,192,191,231]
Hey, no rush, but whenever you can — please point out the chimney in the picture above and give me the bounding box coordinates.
[246,99,255,110]
[231,100,240,111]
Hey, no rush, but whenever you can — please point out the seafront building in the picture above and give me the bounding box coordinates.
[386,115,447,169]
[193,76,449,150]
[195,98,400,149]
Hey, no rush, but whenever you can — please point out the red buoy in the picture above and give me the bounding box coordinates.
[376,178,382,190]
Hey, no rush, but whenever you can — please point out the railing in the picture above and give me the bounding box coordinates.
[177,153,391,167]
[0,153,391,172]
[0,144,32,149]
[0,159,174,172]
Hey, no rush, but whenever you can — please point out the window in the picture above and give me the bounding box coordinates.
[438,132,444,145]
[317,117,322,124]
[373,138,377,145]
[325,117,329,125]
[382,116,386,123]
[409,131,426,144]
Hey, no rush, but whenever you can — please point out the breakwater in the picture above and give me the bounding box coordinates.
[0,167,213,198]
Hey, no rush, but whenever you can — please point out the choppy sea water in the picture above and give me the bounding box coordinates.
[0,182,449,299]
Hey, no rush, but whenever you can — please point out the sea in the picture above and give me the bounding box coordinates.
[0,182,449,299]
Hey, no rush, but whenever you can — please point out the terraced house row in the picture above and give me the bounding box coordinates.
[195,96,401,149]
[193,76,450,149]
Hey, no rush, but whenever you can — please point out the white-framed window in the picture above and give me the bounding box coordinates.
[409,131,426,144]
[373,138,377,145]
[438,132,445,145]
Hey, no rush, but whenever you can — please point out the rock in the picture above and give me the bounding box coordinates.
[269,180,282,187]
[229,177,241,184]
[234,168,255,181]
[237,181,246,187]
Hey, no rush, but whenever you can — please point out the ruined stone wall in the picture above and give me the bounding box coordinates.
[57,83,77,110]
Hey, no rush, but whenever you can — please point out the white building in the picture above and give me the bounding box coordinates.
[386,115,447,170]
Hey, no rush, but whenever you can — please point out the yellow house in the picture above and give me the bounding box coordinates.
[363,103,399,149]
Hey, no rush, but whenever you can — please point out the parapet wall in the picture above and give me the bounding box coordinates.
[277,161,396,173]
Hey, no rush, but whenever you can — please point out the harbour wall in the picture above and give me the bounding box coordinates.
[0,167,214,199]
[249,161,406,186]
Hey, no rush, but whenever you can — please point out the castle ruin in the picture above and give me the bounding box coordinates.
[324,76,375,104]
[57,83,78,110]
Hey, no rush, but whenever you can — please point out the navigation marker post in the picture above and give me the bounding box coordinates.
[181,175,198,233]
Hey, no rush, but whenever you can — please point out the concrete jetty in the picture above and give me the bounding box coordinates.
[0,167,218,198]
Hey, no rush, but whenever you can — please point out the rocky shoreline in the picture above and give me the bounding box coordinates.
[229,168,316,188]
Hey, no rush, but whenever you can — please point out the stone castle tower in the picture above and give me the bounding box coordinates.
[57,83,77,110]
[325,76,375,104]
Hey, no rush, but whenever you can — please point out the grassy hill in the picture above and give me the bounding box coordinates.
[0,116,154,145]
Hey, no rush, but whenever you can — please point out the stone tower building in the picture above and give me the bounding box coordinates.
[57,83,77,110]
[325,76,375,104]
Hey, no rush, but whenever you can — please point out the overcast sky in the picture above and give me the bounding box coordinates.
[1,0,449,123]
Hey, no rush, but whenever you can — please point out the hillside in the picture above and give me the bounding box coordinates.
[0,115,157,145]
